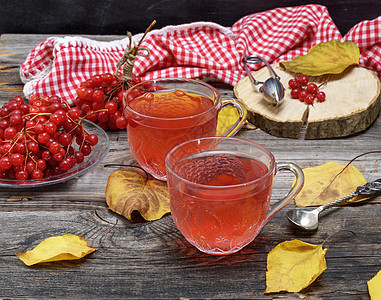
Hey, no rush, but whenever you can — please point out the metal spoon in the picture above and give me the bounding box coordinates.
[287,178,381,231]
[243,55,285,104]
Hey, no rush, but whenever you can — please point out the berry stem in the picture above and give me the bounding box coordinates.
[318,80,328,89]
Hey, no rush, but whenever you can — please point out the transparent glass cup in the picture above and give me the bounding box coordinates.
[123,78,247,181]
[165,137,304,255]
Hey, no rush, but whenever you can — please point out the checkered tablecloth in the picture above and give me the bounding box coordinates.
[20,4,381,105]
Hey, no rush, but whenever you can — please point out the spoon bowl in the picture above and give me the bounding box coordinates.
[287,207,320,231]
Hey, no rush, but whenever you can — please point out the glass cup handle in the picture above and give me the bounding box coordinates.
[264,162,305,223]
[217,99,248,137]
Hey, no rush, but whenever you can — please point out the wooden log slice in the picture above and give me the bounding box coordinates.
[234,64,381,139]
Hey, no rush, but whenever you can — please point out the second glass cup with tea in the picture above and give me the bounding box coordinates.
[165,137,304,255]
[123,78,247,180]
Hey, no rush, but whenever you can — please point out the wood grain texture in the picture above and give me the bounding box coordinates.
[1,206,380,299]
[0,34,380,299]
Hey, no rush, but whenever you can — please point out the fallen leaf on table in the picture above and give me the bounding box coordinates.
[368,270,381,300]
[295,161,367,207]
[280,40,360,76]
[217,104,240,136]
[105,170,170,221]
[16,234,95,266]
[265,239,327,294]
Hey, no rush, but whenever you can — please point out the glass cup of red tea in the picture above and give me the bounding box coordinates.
[165,136,304,255]
[123,78,247,181]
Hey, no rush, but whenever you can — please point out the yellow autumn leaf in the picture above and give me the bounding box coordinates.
[368,270,381,300]
[105,169,170,221]
[216,105,240,136]
[280,40,360,76]
[295,162,367,207]
[16,234,95,266]
[265,239,327,294]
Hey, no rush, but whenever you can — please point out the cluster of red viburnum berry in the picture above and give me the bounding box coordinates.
[288,75,326,105]
[0,95,99,180]
[73,72,143,131]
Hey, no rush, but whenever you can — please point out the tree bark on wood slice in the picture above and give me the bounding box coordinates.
[234,64,381,139]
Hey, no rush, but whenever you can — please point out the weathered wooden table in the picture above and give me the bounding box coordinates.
[0,34,380,299]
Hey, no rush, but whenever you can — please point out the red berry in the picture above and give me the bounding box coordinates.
[77,87,87,99]
[49,102,63,113]
[44,121,57,134]
[80,143,92,156]
[15,170,28,180]
[298,90,308,102]
[97,111,109,123]
[83,88,94,101]
[92,90,105,102]
[10,114,23,126]
[50,113,63,125]
[58,133,72,147]
[37,159,47,171]
[26,161,35,174]
[304,94,315,105]
[295,76,303,84]
[41,150,51,161]
[85,134,98,146]
[14,142,26,154]
[115,116,128,129]
[117,90,128,102]
[74,151,85,163]
[92,74,103,86]
[288,79,299,89]
[0,157,12,170]
[52,152,64,162]
[68,107,81,120]
[291,88,300,99]
[102,73,115,86]
[59,158,73,172]
[27,141,39,153]
[316,91,326,102]
[31,169,43,179]
[105,101,118,114]
[49,141,61,154]
[306,83,318,94]
[4,127,17,140]
[300,75,309,86]
[10,153,24,166]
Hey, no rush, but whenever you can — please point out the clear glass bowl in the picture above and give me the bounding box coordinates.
[0,119,110,188]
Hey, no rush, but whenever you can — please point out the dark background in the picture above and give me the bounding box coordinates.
[1,0,380,36]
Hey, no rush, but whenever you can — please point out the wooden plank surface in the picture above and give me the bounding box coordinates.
[0,34,380,299]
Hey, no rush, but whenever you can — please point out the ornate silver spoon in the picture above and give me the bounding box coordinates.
[287,178,381,231]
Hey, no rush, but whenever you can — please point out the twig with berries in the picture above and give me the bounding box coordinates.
[73,20,156,131]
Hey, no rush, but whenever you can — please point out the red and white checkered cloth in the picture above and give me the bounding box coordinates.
[20,4,381,105]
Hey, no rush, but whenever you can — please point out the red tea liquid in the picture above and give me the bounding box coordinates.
[168,151,273,255]
[126,89,218,180]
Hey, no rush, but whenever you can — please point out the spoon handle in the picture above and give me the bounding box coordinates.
[318,192,358,212]
[356,178,381,195]
[244,55,280,80]
[318,178,381,212]
[243,56,262,85]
